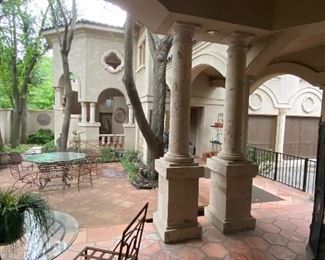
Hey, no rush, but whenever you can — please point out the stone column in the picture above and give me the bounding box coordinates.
[153,23,204,243]
[218,36,250,161]
[275,108,287,153]
[54,86,63,108]
[128,105,134,124]
[53,86,64,141]
[206,33,258,234]
[164,23,193,164]
[89,102,96,124]
[81,102,88,123]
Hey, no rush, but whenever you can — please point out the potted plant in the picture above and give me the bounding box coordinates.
[0,188,53,246]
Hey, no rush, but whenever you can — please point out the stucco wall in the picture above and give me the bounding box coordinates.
[0,110,54,144]
[249,75,322,117]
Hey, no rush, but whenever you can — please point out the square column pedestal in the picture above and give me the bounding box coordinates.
[123,124,135,150]
[205,156,258,234]
[78,122,101,142]
[153,158,204,243]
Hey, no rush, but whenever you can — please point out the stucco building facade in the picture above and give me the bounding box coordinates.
[44,16,323,246]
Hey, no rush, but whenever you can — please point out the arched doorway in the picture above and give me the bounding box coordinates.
[190,64,225,157]
[97,88,127,135]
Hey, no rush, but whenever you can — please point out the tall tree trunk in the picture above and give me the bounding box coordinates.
[149,34,172,157]
[20,97,27,143]
[0,128,4,150]
[58,53,72,151]
[11,98,22,147]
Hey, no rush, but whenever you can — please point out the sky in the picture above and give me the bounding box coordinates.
[33,0,126,27]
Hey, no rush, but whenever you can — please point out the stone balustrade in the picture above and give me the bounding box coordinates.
[99,134,125,150]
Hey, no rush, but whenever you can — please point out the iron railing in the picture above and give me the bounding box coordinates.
[247,146,317,194]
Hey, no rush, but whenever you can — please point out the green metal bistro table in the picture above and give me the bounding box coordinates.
[25,152,86,189]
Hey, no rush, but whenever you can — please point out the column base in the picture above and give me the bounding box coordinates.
[206,156,258,234]
[153,158,204,243]
[153,212,202,243]
[205,206,256,234]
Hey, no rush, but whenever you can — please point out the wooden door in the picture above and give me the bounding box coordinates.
[284,117,319,158]
[248,115,276,149]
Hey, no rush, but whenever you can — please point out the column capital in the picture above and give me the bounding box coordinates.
[278,108,288,115]
[170,22,197,39]
[89,102,96,107]
[227,31,254,48]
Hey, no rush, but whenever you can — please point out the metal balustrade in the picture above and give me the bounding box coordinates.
[246,146,317,195]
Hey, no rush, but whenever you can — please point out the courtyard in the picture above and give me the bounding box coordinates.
[0,162,312,259]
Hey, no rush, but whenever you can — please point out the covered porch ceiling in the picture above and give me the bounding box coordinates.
[111,0,325,86]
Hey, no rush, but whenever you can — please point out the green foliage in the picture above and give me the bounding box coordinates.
[42,140,56,153]
[121,150,140,182]
[28,56,54,110]
[100,147,118,162]
[27,129,54,145]
[2,144,31,154]
[121,158,138,182]
[247,147,275,175]
[122,150,139,162]
[0,188,53,244]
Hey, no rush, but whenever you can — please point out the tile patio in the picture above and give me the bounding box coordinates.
[0,162,313,259]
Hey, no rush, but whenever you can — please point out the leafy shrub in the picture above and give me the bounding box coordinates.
[27,129,54,145]
[100,147,118,162]
[2,144,31,154]
[121,158,138,181]
[121,150,140,181]
[42,140,56,153]
[122,150,139,162]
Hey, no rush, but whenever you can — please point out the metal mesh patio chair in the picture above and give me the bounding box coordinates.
[69,157,93,192]
[37,162,70,190]
[84,149,101,179]
[8,163,38,188]
[74,202,149,260]
[9,152,34,171]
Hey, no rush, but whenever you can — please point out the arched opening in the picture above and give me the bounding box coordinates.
[97,88,127,134]
[248,74,322,159]
[190,64,225,157]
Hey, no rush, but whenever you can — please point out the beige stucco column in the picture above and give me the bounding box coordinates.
[54,86,63,108]
[206,33,258,234]
[81,102,88,123]
[89,102,96,124]
[275,108,287,153]
[164,23,194,164]
[53,86,64,141]
[153,22,204,243]
[128,105,134,124]
[123,104,136,150]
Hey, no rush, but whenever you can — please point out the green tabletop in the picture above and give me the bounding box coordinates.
[25,152,86,164]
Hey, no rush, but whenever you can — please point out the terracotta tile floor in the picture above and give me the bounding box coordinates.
[0,162,313,259]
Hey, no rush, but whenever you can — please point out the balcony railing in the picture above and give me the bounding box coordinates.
[246,146,317,195]
[99,134,125,150]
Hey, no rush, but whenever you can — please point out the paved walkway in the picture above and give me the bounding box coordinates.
[0,162,313,259]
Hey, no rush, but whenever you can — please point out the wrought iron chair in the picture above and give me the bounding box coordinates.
[37,162,70,189]
[8,153,37,187]
[69,156,94,192]
[74,202,149,260]
[84,149,101,179]
[8,163,38,188]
